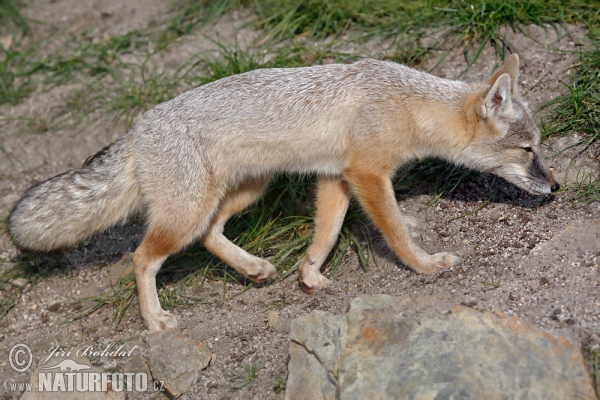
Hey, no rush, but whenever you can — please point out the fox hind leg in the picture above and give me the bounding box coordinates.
[299,176,351,294]
[200,176,276,283]
[134,194,222,331]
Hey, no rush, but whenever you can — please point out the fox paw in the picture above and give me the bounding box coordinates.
[299,270,331,294]
[145,310,178,332]
[416,252,460,274]
[242,259,276,283]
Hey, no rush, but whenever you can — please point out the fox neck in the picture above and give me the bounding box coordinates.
[405,90,480,163]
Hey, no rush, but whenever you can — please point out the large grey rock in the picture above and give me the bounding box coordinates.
[146,331,212,398]
[287,311,348,399]
[287,295,595,400]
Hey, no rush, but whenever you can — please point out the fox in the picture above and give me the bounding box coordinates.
[8,54,559,331]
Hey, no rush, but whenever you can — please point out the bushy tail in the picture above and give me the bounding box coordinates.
[8,133,143,252]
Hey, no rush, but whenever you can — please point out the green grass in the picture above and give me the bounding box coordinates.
[181,0,600,72]
[273,375,286,394]
[4,0,599,108]
[543,43,600,147]
[225,360,264,397]
[66,272,138,328]
[543,39,600,205]
[583,346,600,399]
[0,0,31,39]
[0,253,63,318]
[167,0,252,37]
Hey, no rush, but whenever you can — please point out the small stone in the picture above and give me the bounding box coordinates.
[540,277,549,285]
[267,310,279,330]
[147,331,212,397]
[489,211,502,221]
[530,280,540,291]
[10,278,28,288]
[109,252,135,286]
[546,212,558,219]
[565,318,576,326]
[96,326,112,338]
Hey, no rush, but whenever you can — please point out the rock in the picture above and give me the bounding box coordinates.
[267,310,291,334]
[146,331,212,397]
[10,278,28,288]
[267,311,279,330]
[108,252,135,286]
[288,310,348,399]
[286,295,595,400]
[531,219,599,255]
[123,353,153,391]
[22,355,124,400]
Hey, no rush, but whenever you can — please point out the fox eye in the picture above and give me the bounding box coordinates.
[522,147,533,153]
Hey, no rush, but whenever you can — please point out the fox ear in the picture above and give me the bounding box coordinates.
[487,53,520,96]
[480,73,517,126]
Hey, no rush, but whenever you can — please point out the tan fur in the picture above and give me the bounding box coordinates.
[201,177,275,282]
[9,54,558,331]
[299,176,351,293]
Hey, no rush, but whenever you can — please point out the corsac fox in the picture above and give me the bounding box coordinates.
[9,54,559,331]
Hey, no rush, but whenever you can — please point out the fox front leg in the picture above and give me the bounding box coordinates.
[299,176,352,293]
[344,169,459,274]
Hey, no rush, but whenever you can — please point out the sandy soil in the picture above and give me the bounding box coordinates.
[1,1,598,399]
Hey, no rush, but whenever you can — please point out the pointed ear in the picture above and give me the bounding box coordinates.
[480,73,516,123]
[487,54,520,96]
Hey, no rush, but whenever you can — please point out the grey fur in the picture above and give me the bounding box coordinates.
[9,133,142,252]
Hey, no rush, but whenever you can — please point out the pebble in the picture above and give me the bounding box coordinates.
[10,278,28,288]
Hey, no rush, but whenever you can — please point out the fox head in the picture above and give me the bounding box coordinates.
[461,54,559,195]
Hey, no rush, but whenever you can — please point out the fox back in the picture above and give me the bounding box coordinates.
[135,57,556,194]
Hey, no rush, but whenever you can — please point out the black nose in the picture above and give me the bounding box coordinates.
[550,182,560,192]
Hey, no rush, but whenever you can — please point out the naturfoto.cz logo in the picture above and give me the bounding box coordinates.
[6,343,164,394]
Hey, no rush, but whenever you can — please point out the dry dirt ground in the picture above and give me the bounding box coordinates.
[1,1,599,399]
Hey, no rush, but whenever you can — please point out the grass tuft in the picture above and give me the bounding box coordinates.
[543,38,600,205]
[0,50,35,104]
[167,0,251,37]
[225,359,264,396]
[65,272,138,329]
[0,254,62,318]
[0,0,31,39]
